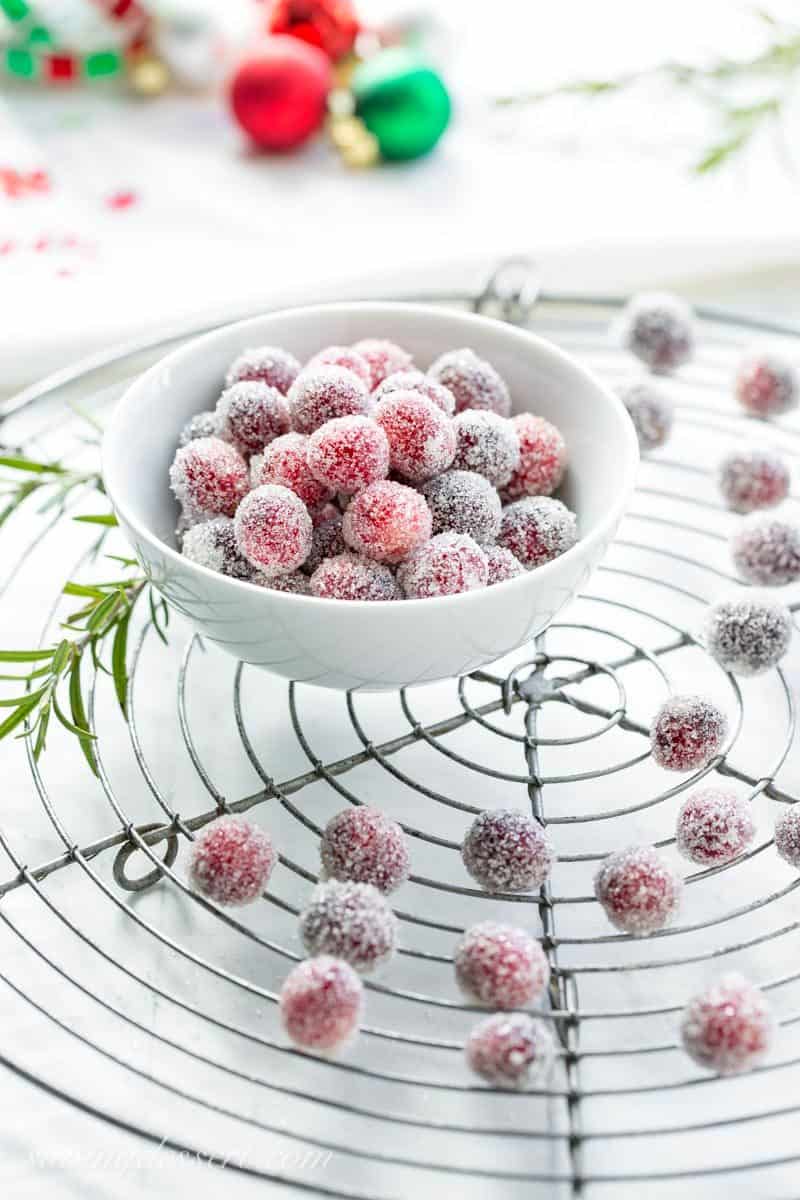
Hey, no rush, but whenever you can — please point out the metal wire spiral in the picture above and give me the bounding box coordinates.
[2,262,800,1197]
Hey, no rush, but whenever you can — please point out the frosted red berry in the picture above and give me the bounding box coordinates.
[498,497,577,569]
[303,512,346,575]
[254,431,335,508]
[680,974,772,1075]
[595,845,682,935]
[299,880,398,973]
[649,694,727,772]
[310,500,341,527]
[462,809,554,892]
[170,436,249,518]
[455,921,550,1009]
[485,545,525,585]
[735,345,798,418]
[182,516,255,581]
[451,410,520,487]
[225,345,301,394]
[352,337,412,388]
[178,410,220,447]
[234,483,312,576]
[288,365,370,434]
[189,816,276,906]
[398,532,488,599]
[676,788,755,865]
[718,448,790,514]
[775,806,800,867]
[704,593,793,676]
[321,806,410,894]
[731,515,800,586]
[279,956,363,1052]
[256,570,311,594]
[502,413,567,501]
[617,381,674,452]
[215,381,291,457]
[619,291,694,373]
[307,415,390,494]
[310,552,400,601]
[307,345,372,386]
[421,470,502,544]
[372,369,455,415]
[428,348,511,417]
[342,480,432,564]
[466,1013,555,1089]
[373,391,456,483]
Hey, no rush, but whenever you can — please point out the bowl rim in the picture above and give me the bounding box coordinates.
[103,300,639,612]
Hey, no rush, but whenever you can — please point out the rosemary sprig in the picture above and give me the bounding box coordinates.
[495,14,800,173]
[0,569,169,774]
[0,451,104,527]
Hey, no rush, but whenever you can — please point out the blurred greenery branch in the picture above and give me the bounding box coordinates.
[495,11,800,172]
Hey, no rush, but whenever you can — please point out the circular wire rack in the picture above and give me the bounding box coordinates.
[2,262,800,1198]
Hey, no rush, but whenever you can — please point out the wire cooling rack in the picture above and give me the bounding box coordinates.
[2,262,800,1199]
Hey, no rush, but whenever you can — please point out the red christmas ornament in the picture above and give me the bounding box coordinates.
[228,36,332,152]
[266,0,359,62]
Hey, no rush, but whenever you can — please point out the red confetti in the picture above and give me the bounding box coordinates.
[106,189,138,210]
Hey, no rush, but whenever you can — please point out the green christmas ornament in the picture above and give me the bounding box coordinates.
[351,47,451,162]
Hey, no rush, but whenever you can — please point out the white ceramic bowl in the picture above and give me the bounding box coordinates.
[103,302,638,690]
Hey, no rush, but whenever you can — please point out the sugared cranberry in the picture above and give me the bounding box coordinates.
[501,414,567,501]
[649,694,727,772]
[188,816,276,906]
[466,1013,555,1089]
[617,381,674,451]
[680,974,773,1074]
[234,484,312,576]
[310,552,400,601]
[735,345,798,418]
[451,410,520,487]
[178,410,219,447]
[373,391,456,483]
[279,956,363,1051]
[421,470,502,544]
[675,788,755,865]
[225,345,301,394]
[169,436,249,518]
[307,345,372,386]
[718,448,790,514]
[256,571,311,594]
[497,497,577,569]
[485,544,525,585]
[182,516,255,581]
[342,480,432,564]
[303,512,346,575]
[703,592,793,676]
[775,806,800,867]
[372,369,455,415]
[255,431,334,508]
[731,515,800,586]
[288,365,370,434]
[428,348,511,417]
[462,809,554,892]
[619,291,694,373]
[320,806,410,894]
[352,338,412,388]
[455,921,550,1008]
[299,880,397,972]
[594,845,682,935]
[306,415,390,494]
[398,532,488,599]
[215,381,291,457]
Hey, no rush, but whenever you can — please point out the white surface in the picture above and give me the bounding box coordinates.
[3,0,800,388]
